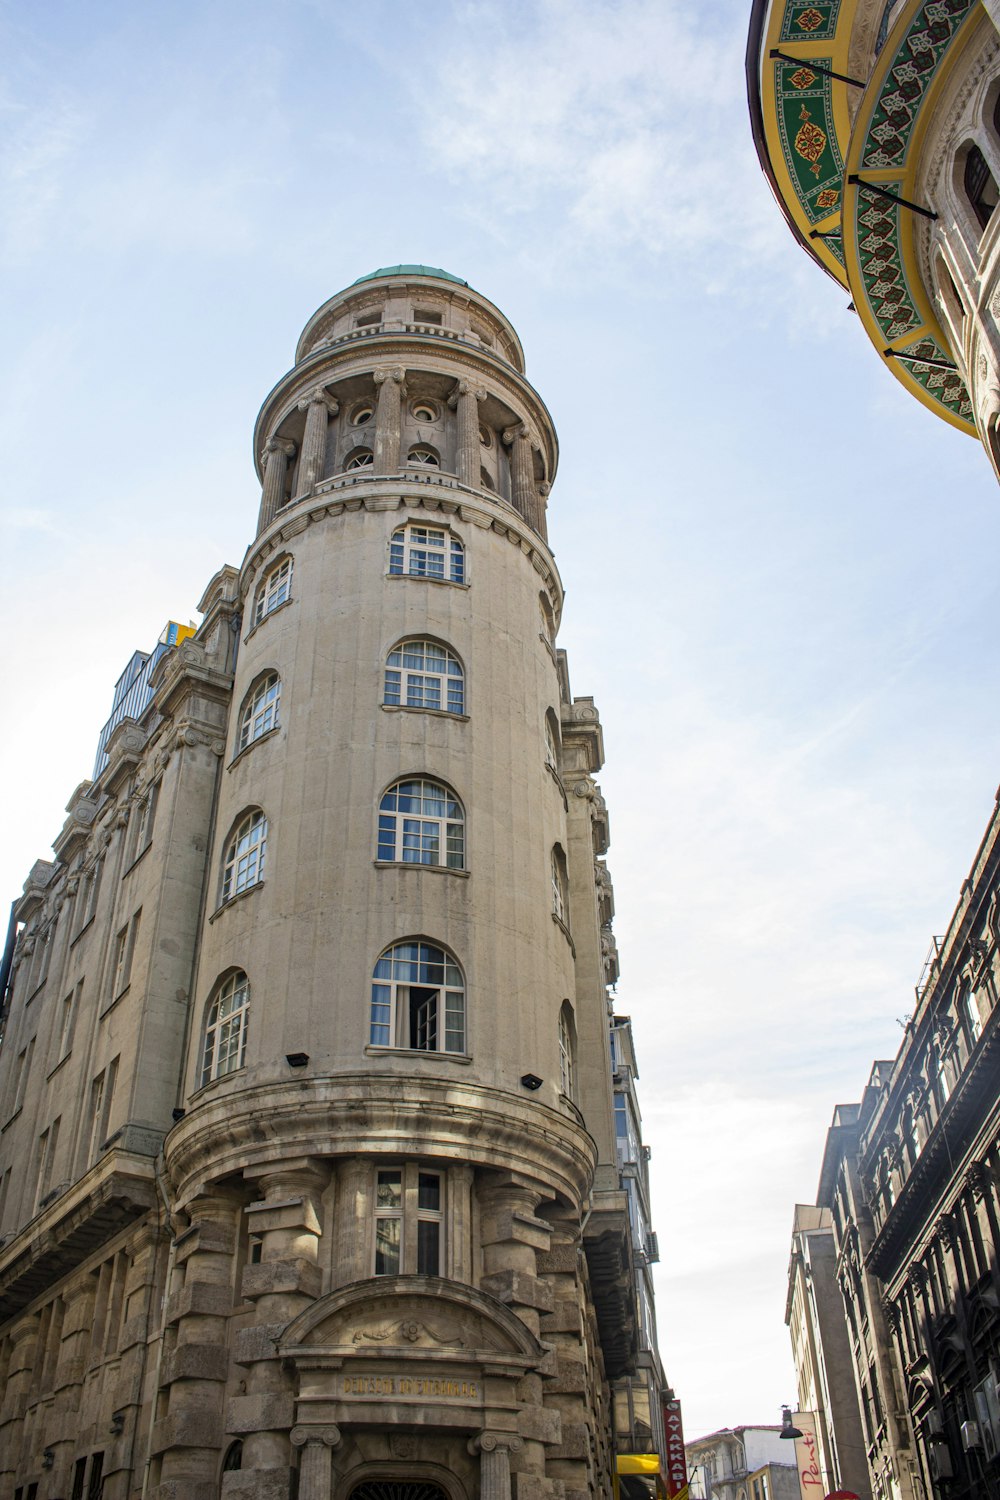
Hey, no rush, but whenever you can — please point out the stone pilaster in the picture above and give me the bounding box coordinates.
[226,1163,328,1500]
[503,424,540,533]
[151,1192,239,1500]
[538,1218,593,1500]
[479,1182,553,1339]
[330,1158,370,1286]
[295,389,339,498]
[373,366,406,473]
[290,1425,341,1500]
[257,437,297,533]
[0,1316,39,1490]
[470,1432,525,1500]
[449,380,487,487]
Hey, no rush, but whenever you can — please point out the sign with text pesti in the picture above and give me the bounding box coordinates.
[792,1410,823,1497]
[663,1398,688,1498]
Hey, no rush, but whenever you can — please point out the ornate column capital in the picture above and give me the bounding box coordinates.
[449,380,487,408]
[262,435,297,464]
[967,1162,990,1200]
[502,423,528,446]
[468,1433,524,1456]
[291,1425,341,1449]
[297,387,340,416]
[373,366,406,387]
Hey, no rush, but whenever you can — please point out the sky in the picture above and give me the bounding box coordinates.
[3,0,1000,1443]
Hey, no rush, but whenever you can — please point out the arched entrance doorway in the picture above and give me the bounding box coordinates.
[348,1485,449,1500]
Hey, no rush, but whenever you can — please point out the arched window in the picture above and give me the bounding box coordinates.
[384,640,465,715]
[237,672,281,752]
[345,447,374,470]
[370,941,465,1053]
[544,710,560,771]
[559,1002,577,1099]
[377,779,465,868]
[222,1440,243,1473]
[965,144,999,230]
[253,556,293,626]
[407,444,440,467]
[201,971,249,1086]
[539,592,556,644]
[389,522,465,583]
[551,845,569,925]
[962,982,983,1044]
[221,810,267,902]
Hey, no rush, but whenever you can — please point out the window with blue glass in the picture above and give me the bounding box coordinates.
[389,523,465,583]
[384,640,465,715]
[377,779,465,868]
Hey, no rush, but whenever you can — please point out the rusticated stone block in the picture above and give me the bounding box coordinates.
[222,1468,296,1500]
[174,1218,238,1262]
[537,1243,577,1274]
[245,1195,321,1236]
[512,1474,562,1500]
[226,1392,295,1433]
[544,1356,587,1394]
[164,1281,233,1324]
[150,1409,222,1453]
[481,1269,554,1312]
[241,1256,321,1300]
[539,1302,583,1336]
[549,1422,591,1461]
[119,1310,153,1351]
[149,1481,218,1500]
[517,1405,562,1444]
[162,1341,229,1383]
[488,1210,553,1250]
[233,1323,286,1364]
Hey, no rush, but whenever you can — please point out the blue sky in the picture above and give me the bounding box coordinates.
[4,0,1000,1440]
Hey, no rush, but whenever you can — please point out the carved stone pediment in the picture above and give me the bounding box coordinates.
[278,1276,542,1367]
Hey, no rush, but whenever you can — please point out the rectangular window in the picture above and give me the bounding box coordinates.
[11,1037,35,1118]
[77,859,103,935]
[374,1166,444,1276]
[109,911,141,1000]
[71,1458,87,1500]
[87,1452,104,1500]
[83,1059,119,1169]
[58,980,82,1061]
[130,783,159,861]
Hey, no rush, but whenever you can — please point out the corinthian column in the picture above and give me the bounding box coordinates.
[291,1426,341,1500]
[449,380,487,486]
[469,1433,524,1500]
[257,437,297,533]
[296,388,339,498]
[373,367,406,473]
[503,424,540,531]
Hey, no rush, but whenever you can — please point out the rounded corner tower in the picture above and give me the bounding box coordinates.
[0,269,664,1500]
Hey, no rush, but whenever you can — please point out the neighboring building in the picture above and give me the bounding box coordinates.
[0,268,670,1500]
[793,783,1000,1500]
[747,0,1000,482]
[786,1204,874,1500]
[686,1427,796,1500]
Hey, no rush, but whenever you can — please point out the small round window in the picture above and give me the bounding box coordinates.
[411,401,439,424]
[351,404,374,426]
[408,446,440,467]
[346,449,374,470]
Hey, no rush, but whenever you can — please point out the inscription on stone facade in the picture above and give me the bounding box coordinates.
[342,1374,479,1399]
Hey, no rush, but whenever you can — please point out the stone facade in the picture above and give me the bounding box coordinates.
[0,269,668,1500]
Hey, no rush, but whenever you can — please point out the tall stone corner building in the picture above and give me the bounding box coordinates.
[0,269,669,1500]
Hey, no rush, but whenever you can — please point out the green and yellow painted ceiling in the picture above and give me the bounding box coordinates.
[748,0,980,434]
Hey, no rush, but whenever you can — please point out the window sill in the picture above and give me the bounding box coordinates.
[545,761,568,808]
[374,860,469,878]
[1,1108,22,1135]
[552,912,576,957]
[228,725,282,771]
[100,982,131,1020]
[122,840,153,879]
[209,882,264,923]
[365,1045,472,1065]
[70,915,96,949]
[242,596,294,645]
[47,1052,72,1082]
[381,705,469,723]
[386,572,469,591]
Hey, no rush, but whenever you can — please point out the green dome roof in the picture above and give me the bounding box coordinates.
[351,265,469,287]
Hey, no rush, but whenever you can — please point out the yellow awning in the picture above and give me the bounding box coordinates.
[617,1456,662,1475]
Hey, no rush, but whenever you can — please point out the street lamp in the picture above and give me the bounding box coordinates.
[779,1405,803,1440]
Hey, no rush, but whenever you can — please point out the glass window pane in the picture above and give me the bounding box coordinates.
[375,1216,401,1275]
[417,1219,440,1275]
